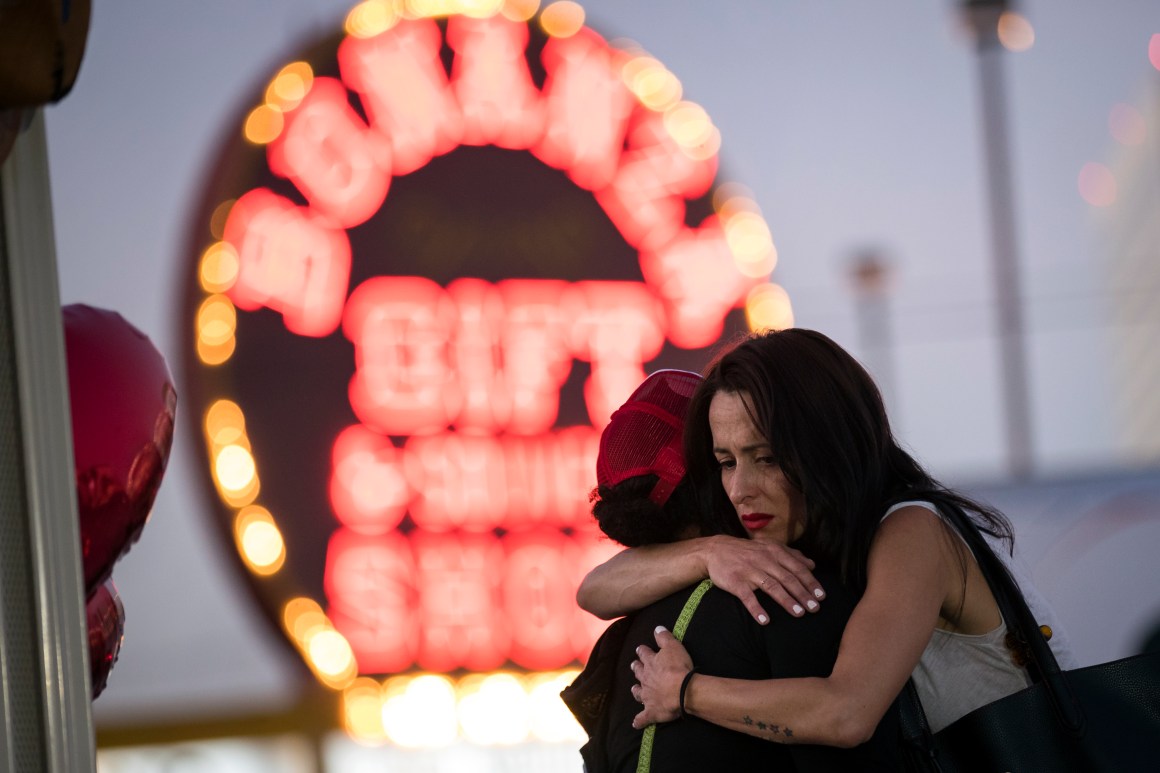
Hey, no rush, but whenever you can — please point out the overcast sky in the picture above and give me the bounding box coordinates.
[41,0,1160,722]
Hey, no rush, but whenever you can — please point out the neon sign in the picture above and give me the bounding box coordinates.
[182,0,790,701]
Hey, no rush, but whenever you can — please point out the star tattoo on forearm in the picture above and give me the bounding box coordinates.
[740,715,795,741]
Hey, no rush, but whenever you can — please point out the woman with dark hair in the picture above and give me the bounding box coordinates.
[578,328,1075,745]
[564,368,898,771]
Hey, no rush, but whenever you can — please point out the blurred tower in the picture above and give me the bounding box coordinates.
[960,0,1034,479]
[848,248,897,414]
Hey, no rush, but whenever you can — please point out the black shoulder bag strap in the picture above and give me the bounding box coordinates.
[897,493,1085,770]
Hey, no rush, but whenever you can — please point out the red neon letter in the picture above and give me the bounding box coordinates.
[534,28,634,191]
[223,188,350,337]
[266,77,391,229]
[595,109,719,251]
[503,531,579,670]
[343,276,458,435]
[403,433,508,532]
[325,529,418,674]
[640,218,760,349]
[498,279,574,435]
[338,19,464,175]
[564,281,666,428]
[498,430,598,531]
[329,424,411,535]
[412,532,508,672]
[447,14,544,150]
[446,278,511,433]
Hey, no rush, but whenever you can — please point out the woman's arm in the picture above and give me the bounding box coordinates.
[577,534,824,621]
[631,506,954,746]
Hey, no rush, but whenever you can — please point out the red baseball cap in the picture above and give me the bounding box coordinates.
[596,369,703,506]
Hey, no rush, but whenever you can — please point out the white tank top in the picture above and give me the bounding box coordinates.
[883,500,1077,732]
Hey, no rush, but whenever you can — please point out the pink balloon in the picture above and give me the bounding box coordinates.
[87,579,125,699]
[63,304,176,595]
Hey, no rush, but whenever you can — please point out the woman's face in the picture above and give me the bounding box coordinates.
[708,390,805,545]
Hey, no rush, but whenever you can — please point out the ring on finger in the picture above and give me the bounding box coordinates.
[760,577,770,588]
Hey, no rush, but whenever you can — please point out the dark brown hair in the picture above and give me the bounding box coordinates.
[684,328,1012,590]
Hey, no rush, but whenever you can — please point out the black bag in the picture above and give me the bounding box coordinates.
[900,494,1160,772]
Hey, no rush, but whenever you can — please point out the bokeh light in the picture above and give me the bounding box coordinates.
[500,0,540,22]
[205,399,246,448]
[724,211,778,278]
[539,1,584,38]
[997,11,1035,52]
[622,56,682,111]
[266,62,314,112]
[243,104,284,145]
[458,673,530,745]
[199,242,239,293]
[234,505,286,575]
[215,444,256,491]
[527,671,585,743]
[745,283,795,331]
[345,0,401,38]
[1108,103,1146,146]
[1150,33,1160,71]
[382,675,459,748]
[1077,162,1117,207]
[343,678,388,743]
[197,294,237,346]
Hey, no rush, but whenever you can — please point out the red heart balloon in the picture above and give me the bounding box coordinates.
[63,304,177,594]
[87,579,125,699]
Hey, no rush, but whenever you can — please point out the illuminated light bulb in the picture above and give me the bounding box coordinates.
[1108,103,1146,146]
[381,675,459,748]
[343,678,388,743]
[266,62,314,112]
[197,294,237,347]
[1077,162,1117,207]
[404,0,483,18]
[308,629,357,681]
[208,199,235,240]
[724,211,778,277]
[500,0,540,22]
[679,125,722,162]
[196,337,236,366]
[243,104,284,145]
[215,443,257,493]
[283,597,328,643]
[527,671,586,743]
[1151,33,1160,72]
[637,70,682,110]
[235,506,286,575]
[745,283,794,332]
[204,399,245,449]
[455,0,506,18]
[663,101,714,149]
[199,242,240,293]
[458,673,529,745]
[627,59,682,112]
[997,11,1034,53]
[539,1,584,38]
[345,0,400,38]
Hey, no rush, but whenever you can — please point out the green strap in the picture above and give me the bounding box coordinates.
[635,579,713,773]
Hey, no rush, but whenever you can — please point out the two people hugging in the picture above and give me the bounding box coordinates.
[563,328,1075,772]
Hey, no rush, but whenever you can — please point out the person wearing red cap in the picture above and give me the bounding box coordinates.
[578,329,1074,751]
[563,369,899,772]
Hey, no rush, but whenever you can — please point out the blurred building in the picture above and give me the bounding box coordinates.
[1103,81,1160,463]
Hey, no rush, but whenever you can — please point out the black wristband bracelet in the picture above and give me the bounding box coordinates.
[678,668,698,719]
